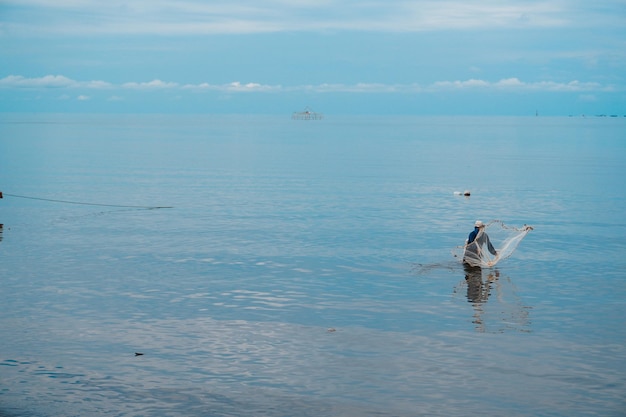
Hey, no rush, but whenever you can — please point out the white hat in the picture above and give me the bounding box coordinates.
[475,220,484,228]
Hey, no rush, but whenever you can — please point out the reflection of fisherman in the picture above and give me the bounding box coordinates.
[464,263,486,303]
[463,264,500,332]
[463,220,497,266]
[462,263,500,303]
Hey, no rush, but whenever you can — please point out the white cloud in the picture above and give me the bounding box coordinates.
[84,80,112,89]
[299,83,421,93]
[182,82,215,91]
[0,75,112,89]
[182,81,280,92]
[432,79,490,89]
[542,80,606,92]
[496,78,525,87]
[77,95,90,100]
[122,79,179,89]
[0,75,76,88]
[428,78,609,92]
[224,81,277,92]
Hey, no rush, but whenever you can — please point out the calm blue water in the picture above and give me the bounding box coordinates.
[1,114,625,416]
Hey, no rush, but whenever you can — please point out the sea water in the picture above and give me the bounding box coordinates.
[0,114,625,416]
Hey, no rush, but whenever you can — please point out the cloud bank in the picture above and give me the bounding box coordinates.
[0,75,615,94]
[2,0,620,36]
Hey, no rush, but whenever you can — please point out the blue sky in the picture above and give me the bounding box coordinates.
[1,0,625,115]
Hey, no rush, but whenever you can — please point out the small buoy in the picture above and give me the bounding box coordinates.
[453,191,462,196]
[134,352,144,356]
[463,190,471,196]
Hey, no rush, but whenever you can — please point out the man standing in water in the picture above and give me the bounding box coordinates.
[463,220,497,266]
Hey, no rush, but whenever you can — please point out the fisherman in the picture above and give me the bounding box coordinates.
[463,220,497,266]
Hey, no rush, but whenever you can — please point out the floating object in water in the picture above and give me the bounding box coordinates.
[327,328,336,333]
[463,190,471,196]
[134,352,144,356]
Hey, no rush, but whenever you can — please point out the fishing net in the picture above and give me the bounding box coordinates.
[452,220,533,268]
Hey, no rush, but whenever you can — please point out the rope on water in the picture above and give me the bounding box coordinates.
[1,192,172,209]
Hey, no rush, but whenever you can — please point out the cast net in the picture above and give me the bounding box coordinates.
[452,220,533,268]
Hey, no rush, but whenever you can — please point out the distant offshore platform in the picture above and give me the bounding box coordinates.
[292,107,323,120]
